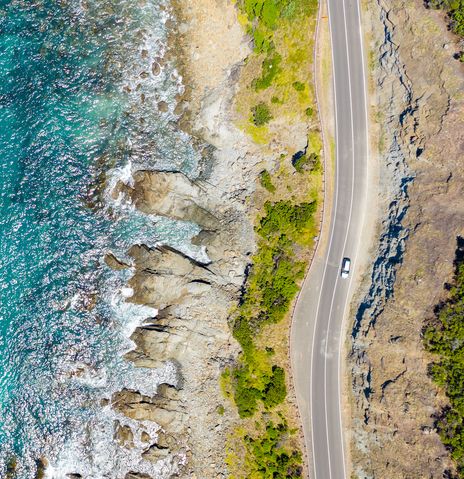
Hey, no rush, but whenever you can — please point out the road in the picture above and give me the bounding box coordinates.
[290,0,369,478]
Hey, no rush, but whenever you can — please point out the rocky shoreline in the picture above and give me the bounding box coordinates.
[350,0,464,476]
[102,1,268,477]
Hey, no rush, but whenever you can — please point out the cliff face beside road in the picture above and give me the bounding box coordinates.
[350,0,464,476]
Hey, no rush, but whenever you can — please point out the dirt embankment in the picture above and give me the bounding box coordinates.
[350,0,464,477]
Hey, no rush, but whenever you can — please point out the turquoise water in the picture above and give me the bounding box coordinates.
[0,1,199,476]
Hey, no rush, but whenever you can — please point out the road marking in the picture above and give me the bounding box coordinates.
[321,0,356,477]
[334,2,371,478]
[310,0,341,476]
[309,0,370,478]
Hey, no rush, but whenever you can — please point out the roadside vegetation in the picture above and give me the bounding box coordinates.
[424,247,464,475]
[222,0,322,477]
[426,1,464,37]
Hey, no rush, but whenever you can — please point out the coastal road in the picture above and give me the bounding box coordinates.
[290,0,369,478]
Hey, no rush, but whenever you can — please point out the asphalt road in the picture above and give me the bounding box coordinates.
[290,0,369,478]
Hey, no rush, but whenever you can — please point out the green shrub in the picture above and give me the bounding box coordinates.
[233,316,255,356]
[305,106,314,117]
[253,53,282,90]
[263,366,287,408]
[251,102,273,126]
[260,170,276,192]
[229,199,317,416]
[424,262,464,473]
[293,152,321,173]
[426,0,464,37]
[233,365,262,418]
[292,81,306,91]
[244,421,303,478]
[257,200,317,241]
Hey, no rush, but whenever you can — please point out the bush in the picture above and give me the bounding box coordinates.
[257,200,317,241]
[233,316,255,356]
[244,421,303,478]
[253,54,282,90]
[424,262,464,473]
[260,169,276,192]
[292,152,321,173]
[251,102,273,126]
[233,365,262,418]
[263,366,287,408]
[292,81,306,91]
[305,106,314,117]
[426,0,464,37]
[229,199,317,416]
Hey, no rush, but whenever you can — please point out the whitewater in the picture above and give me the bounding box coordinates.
[0,0,201,476]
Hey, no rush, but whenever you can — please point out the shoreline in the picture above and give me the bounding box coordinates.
[95,0,327,477]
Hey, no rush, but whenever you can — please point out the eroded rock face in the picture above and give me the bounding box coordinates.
[105,0,265,476]
[350,1,464,477]
[112,386,186,433]
[129,171,220,230]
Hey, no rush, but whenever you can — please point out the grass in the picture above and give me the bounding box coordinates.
[427,0,464,37]
[224,1,322,477]
[424,257,464,475]
[234,0,319,134]
[260,170,276,193]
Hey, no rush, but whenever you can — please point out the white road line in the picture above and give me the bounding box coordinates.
[309,0,340,475]
[321,0,356,477]
[335,3,371,479]
[333,1,371,478]
[310,0,370,477]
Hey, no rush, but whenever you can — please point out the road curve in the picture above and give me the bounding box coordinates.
[290,0,369,478]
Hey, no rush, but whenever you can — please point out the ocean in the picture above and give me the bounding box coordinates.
[0,0,200,476]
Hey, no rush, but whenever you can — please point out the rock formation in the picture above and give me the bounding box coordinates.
[350,0,464,477]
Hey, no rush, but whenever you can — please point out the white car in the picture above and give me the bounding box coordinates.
[341,257,351,278]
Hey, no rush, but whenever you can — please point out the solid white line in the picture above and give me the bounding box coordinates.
[309,0,340,476]
[333,1,371,479]
[321,0,356,477]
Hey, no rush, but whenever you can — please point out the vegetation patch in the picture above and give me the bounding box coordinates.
[253,54,282,90]
[235,0,319,131]
[424,243,464,474]
[243,420,303,477]
[292,151,321,173]
[426,0,464,37]
[260,169,276,193]
[251,102,273,126]
[225,196,317,474]
[225,1,322,477]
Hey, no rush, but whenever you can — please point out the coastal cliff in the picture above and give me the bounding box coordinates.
[106,2,258,475]
[350,0,464,476]
[100,0,323,477]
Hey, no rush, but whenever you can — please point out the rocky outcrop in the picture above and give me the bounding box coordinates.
[108,165,255,477]
[102,0,270,474]
[350,0,464,477]
[126,171,220,230]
